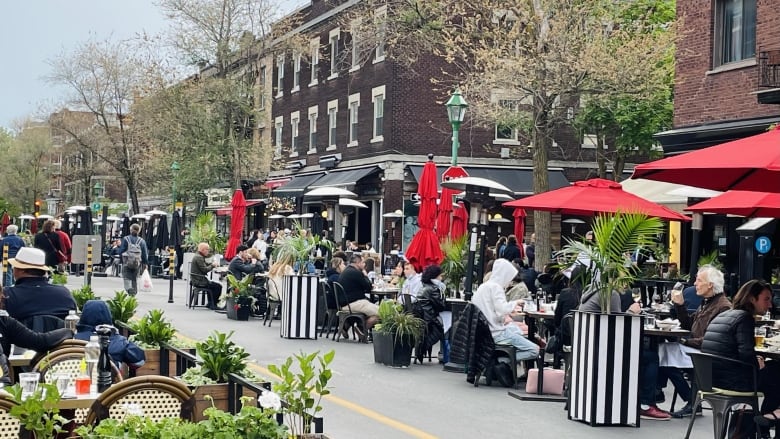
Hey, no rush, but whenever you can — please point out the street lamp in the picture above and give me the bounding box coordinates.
[382,209,404,274]
[171,162,181,212]
[445,88,468,166]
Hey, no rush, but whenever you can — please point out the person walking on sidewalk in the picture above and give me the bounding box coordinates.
[118,224,148,296]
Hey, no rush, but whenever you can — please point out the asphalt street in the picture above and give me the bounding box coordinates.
[70,274,713,438]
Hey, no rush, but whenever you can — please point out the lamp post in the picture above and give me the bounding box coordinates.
[168,162,180,304]
[445,89,469,166]
[382,209,403,274]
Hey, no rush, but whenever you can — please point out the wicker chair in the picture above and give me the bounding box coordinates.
[32,347,122,385]
[83,375,195,425]
[0,397,22,439]
[28,339,88,373]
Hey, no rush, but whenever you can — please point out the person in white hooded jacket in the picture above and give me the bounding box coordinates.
[471,259,540,361]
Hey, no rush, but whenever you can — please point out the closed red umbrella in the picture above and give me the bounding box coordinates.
[405,157,443,271]
[224,189,247,260]
[437,166,469,241]
[0,212,9,235]
[451,201,469,240]
[503,178,690,221]
[513,208,526,259]
[685,190,780,218]
[633,125,780,192]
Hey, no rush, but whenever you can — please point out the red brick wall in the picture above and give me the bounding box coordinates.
[674,0,780,127]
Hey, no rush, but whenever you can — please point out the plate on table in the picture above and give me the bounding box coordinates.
[656,319,680,331]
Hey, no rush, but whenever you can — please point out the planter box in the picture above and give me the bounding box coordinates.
[136,348,195,377]
[280,274,319,339]
[226,297,251,321]
[191,382,259,422]
[373,332,414,368]
[568,311,642,427]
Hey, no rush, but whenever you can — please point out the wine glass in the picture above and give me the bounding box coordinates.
[631,287,642,304]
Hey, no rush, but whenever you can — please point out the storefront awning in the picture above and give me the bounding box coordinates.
[308,166,380,189]
[655,116,780,155]
[263,178,292,189]
[272,173,325,196]
[407,165,569,196]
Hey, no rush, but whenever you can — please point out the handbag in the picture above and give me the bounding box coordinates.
[45,234,67,263]
[545,334,561,353]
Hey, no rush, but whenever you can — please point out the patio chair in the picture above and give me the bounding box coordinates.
[319,281,339,339]
[187,268,211,309]
[83,375,195,425]
[263,278,282,327]
[0,396,23,438]
[332,282,367,343]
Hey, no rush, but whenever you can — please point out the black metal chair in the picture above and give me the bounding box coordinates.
[332,282,367,343]
[684,352,762,439]
[187,271,211,309]
[319,281,339,339]
[263,278,282,327]
[398,293,415,314]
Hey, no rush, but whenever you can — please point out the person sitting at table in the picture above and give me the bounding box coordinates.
[326,257,345,283]
[661,265,731,418]
[190,242,223,311]
[228,245,262,281]
[364,258,377,284]
[246,248,268,272]
[471,259,540,365]
[75,300,145,372]
[337,254,379,333]
[388,260,404,287]
[401,261,422,301]
[267,253,295,302]
[413,265,447,364]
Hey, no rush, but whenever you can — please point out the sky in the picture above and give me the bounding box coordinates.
[0,0,305,130]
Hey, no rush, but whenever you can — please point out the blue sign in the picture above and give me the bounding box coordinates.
[756,236,772,254]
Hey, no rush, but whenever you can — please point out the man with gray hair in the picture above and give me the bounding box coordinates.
[0,225,25,286]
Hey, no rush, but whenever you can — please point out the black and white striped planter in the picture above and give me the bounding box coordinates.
[280,274,320,339]
[568,311,642,427]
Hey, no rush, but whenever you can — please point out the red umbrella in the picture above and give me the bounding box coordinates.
[223,189,247,260]
[451,201,469,240]
[513,208,526,259]
[685,190,780,218]
[405,158,443,271]
[503,178,690,221]
[0,212,9,235]
[633,125,780,192]
[437,166,469,241]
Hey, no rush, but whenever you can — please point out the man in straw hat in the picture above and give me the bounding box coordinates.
[3,248,76,324]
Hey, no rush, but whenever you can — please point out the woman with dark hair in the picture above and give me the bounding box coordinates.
[495,236,507,259]
[33,220,63,269]
[413,265,447,364]
[502,235,521,262]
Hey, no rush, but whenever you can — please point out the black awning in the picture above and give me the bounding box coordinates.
[272,173,325,196]
[308,166,379,189]
[655,116,780,155]
[407,165,569,195]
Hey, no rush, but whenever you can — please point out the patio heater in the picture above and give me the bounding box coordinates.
[382,209,404,274]
[442,177,513,300]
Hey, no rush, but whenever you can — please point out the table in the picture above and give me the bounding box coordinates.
[370,287,399,302]
[58,391,99,410]
[644,328,690,338]
[524,310,555,341]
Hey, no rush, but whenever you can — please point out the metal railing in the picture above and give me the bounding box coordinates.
[758,49,780,88]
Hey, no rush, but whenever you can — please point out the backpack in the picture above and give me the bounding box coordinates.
[122,236,143,269]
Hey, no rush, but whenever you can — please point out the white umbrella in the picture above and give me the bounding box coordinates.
[145,209,168,216]
[37,214,54,220]
[304,187,357,197]
[287,214,301,219]
[440,176,513,194]
[67,205,88,211]
[268,214,286,219]
[19,214,35,220]
[106,215,122,221]
[339,198,368,208]
[131,214,150,220]
[299,213,315,218]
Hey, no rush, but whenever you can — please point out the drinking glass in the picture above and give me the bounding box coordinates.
[631,288,642,304]
[755,326,767,349]
[51,372,70,395]
[19,373,39,399]
[644,314,656,330]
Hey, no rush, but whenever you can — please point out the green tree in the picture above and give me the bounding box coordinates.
[0,121,52,213]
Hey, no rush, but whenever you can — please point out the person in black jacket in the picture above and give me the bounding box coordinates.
[4,248,77,324]
[227,245,262,280]
[33,220,63,270]
[502,235,522,262]
[337,254,379,329]
[0,309,73,385]
[413,265,446,364]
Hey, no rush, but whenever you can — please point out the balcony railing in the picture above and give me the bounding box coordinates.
[758,49,780,88]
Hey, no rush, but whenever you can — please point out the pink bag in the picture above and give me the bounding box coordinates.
[525,368,565,395]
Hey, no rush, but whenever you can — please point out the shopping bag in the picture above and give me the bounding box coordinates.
[140,269,153,293]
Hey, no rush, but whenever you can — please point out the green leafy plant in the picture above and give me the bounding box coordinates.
[374,300,424,344]
[272,222,332,271]
[185,212,226,254]
[440,236,467,296]
[200,396,287,438]
[186,330,251,383]
[71,285,97,310]
[266,350,334,438]
[130,309,175,348]
[697,249,724,271]
[557,212,664,313]
[6,382,69,438]
[106,290,138,325]
[226,274,256,309]
[50,272,67,285]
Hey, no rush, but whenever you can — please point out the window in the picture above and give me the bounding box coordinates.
[308,105,318,153]
[309,38,319,86]
[290,111,300,156]
[350,19,362,71]
[292,53,301,92]
[714,0,756,66]
[274,116,284,157]
[374,6,387,62]
[258,66,266,109]
[327,99,338,149]
[348,93,360,146]
[371,86,385,142]
[495,99,519,143]
[276,55,285,98]
[581,134,607,149]
[329,28,340,79]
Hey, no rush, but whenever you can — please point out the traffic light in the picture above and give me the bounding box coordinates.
[34,200,41,217]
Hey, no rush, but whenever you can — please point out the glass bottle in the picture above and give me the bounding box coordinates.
[84,335,100,393]
[65,310,79,335]
[95,325,113,392]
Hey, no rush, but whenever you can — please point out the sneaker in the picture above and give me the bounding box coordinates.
[640,405,672,421]
[672,404,703,418]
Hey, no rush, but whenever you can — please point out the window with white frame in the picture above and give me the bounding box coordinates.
[374,6,387,62]
[329,28,340,79]
[327,99,338,149]
[276,55,285,98]
[371,85,385,142]
[350,19,362,71]
[292,53,301,92]
[290,111,300,156]
[258,65,266,109]
[348,93,360,146]
[495,99,520,142]
[309,37,319,86]
[308,105,318,153]
[714,0,756,67]
[581,133,607,149]
[274,116,284,157]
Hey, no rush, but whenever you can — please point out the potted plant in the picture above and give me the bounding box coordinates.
[50,272,67,286]
[129,309,188,377]
[185,212,226,254]
[105,290,138,326]
[225,273,256,321]
[372,301,424,368]
[6,382,69,438]
[71,285,98,310]
[557,211,663,427]
[440,236,467,297]
[179,330,263,420]
[265,350,334,438]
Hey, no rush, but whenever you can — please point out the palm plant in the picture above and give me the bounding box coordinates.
[557,212,664,313]
[440,236,467,296]
[272,221,332,271]
[185,212,226,254]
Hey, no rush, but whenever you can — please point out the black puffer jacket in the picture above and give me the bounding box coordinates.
[0,314,72,385]
[413,283,446,362]
[450,303,495,378]
[701,309,758,392]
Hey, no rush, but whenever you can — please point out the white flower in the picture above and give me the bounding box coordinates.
[258,390,282,411]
